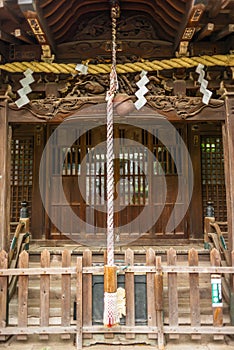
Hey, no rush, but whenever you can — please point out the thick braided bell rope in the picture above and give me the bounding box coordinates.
[0,54,233,74]
[103,2,119,328]
[106,3,118,267]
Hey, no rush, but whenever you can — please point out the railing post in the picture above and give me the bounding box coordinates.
[155,255,164,350]
[61,249,71,340]
[0,250,8,341]
[167,248,179,340]
[231,250,234,325]
[146,248,157,340]
[210,248,224,340]
[125,248,135,339]
[82,249,92,340]
[76,256,83,350]
[188,248,201,340]
[40,249,50,340]
[17,250,29,341]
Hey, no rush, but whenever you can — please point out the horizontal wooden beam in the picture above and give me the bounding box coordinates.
[1,263,234,276]
[0,324,234,336]
[197,23,214,41]
[0,30,23,44]
[14,28,35,44]
[213,24,234,41]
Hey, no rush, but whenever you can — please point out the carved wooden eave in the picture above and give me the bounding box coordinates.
[7,94,225,123]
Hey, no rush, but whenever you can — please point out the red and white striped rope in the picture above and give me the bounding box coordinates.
[106,3,119,266]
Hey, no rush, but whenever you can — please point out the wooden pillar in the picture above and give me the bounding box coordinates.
[222,86,234,253]
[0,101,10,251]
[223,86,234,324]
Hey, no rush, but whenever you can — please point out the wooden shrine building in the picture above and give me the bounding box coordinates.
[1,1,234,347]
[0,0,233,251]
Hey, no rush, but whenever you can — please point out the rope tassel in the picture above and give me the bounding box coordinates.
[103,266,119,327]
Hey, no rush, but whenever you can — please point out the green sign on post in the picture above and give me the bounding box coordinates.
[211,274,222,307]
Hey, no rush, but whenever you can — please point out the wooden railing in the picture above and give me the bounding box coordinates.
[0,248,234,349]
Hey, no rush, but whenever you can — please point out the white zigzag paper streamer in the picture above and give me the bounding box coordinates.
[15,69,35,108]
[196,63,212,105]
[134,70,149,110]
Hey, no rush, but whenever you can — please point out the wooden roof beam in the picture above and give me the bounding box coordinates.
[196,22,214,40]
[0,29,23,44]
[18,0,57,60]
[0,39,9,61]
[14,28,36,44]
[0,0,22,25]
[207,0,224,18]
[174,0,207,56]
[212,24,234,40]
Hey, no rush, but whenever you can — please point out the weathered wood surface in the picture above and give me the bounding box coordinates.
[40,249,50,340]
[0,250,8,341]
[1,248,234,347]
[0,102,9,251]
[223,90,234,253]
[146,248,157,339]
[189,248,201,340]
[76,257,83,350]
[155,256,164,349]
[167,248,179,339]
[210,248,224,340]
[125,248,135,339]
[1,264,234,276]
[17,251,29,340]
[61,250,71,340]
[82,249,92,340]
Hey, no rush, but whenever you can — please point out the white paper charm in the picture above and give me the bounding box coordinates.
[75,63,88,75]
[15,69,35,108]
[134,70,149,110]
[196,63,212,105]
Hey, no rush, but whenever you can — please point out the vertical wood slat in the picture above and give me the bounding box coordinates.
[61,250,71,340]
[17,250,29,340]
[76,257,83,350]
[0,250,8,341]
[167,248,179,340]
[223,92,234,252]
[40,249,50,340]
[146,248,157,339]
[210,248,224,340]
[125,248,135,339]
[82,249,93,340]
[155,256,165,350]
[231,251,234,326]
[188,248,201,340]
[0,102,9,251]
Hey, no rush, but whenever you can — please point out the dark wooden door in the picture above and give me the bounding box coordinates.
[47,122,189,243]
[10,124,45,238]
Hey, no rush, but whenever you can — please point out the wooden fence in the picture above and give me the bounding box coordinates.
[0,247,234,349]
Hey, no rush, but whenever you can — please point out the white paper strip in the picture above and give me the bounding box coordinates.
[196,63,212,105]
[134,70,149,110]
[75,63,88,75]
[15,69,35,108]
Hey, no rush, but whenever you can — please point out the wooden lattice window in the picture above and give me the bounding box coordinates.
[10,138,33,223]
[152,127,183,175]
[201,135,227,221]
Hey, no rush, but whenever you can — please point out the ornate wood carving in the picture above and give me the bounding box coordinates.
[8,72,224,120]
[146,96,224,119]
[57,13,173,60]
[7,72,224,121]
